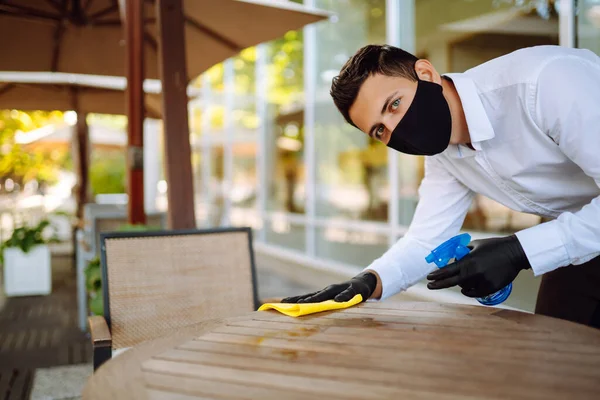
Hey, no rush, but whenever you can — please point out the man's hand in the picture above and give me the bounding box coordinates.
[426,235,531,298]
[281,271,377,303]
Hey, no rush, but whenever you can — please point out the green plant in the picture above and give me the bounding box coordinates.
[0,219,58,264]
[89,150,126,195]
[117,223,161,232]
[84,257,104,315]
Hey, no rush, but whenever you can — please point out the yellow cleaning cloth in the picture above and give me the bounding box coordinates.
[258,294,363,317]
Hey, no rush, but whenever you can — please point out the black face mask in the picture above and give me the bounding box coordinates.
[387,79,452,156]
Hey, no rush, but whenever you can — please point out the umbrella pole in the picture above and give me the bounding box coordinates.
[74,111,91,222]
[70,87,91,225]
[156,0,196,229]
[125,0,146,225]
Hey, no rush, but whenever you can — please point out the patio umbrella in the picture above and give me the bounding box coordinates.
[0,80,162,118]
[0,72,165,220]
[0,0,329,80]
[0,0,330,228]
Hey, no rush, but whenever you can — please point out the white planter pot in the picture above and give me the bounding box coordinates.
[3,245,52,297]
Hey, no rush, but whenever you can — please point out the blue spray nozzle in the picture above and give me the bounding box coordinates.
[425,233,513,306]
[425,233,472,268]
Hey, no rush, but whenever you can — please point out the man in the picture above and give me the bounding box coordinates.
[282,44,600,328]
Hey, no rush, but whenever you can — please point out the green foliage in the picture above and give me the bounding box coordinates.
[0,110,64,138]
[266,30,304,107]
[117,224,161,232]
[0,219,58,264]
[87,113,127,131]
[0,110,68,186]
[84,257,104,315]
[89,150,126,195]
[85,257,102,292]
[89,293,104,316]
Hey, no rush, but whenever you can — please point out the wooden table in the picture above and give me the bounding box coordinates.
[83,301,600,400]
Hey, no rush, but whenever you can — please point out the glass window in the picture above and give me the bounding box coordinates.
[205,64,226,142]
[208,145,225,226]
[415,0,559,73]
[265,29,306,214]
[191,146,208,224]
[233,48,259,136]
[578,0,600,55]
[409,0,559,234]
[316,226,388,267]
[231,142,258,209]
[398,154,422,226]
[265,218,306,252]
[313,0,389,222]
[230,207,262,231]
[231,48,259,210]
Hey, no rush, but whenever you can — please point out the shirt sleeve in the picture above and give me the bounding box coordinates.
[364,156,474,300]
[515,54,600,276]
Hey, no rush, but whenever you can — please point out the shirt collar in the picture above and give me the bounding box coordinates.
[443,73,496,151]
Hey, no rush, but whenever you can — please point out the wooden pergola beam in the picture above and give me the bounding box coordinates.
[156,0,196,229]
[125,0,146,225]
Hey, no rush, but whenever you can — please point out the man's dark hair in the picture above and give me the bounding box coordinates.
[330,45,419,127]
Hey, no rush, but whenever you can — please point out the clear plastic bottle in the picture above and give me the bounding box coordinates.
[425,233,512,306]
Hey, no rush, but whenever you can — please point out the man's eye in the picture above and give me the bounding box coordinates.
[375,126,385,138]
[391,99,400,111]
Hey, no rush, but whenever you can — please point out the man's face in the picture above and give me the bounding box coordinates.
[348,73,418,145]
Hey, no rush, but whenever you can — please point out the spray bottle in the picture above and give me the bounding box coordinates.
[425,233,512,306]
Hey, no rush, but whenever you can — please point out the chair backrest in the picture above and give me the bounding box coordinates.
[93,213,166,255]
[100,227,259,349]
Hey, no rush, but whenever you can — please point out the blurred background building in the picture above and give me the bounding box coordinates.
[179,0,600,310]
[1,0,599,311]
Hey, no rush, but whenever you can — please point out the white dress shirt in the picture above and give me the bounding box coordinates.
[365,45,600,300]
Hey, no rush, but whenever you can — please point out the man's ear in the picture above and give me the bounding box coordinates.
[414,59,442,84]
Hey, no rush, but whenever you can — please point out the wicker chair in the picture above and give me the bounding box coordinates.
[88,227,260,371]
[76,211,166,331]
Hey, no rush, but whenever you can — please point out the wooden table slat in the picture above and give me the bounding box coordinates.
[144,371,339,400]
[245,311,564,341]
[359,300,498,315]
[154,347,591,399]
[328,307,537,329]
[228,318,600,356]
[147,388,217,400]
[210,323,600,365]
[180,334,600,380]
[142,358,476,400]
[233,314,559,342]
[196,328,600,370]
[353,301,500,315]
[83,302,600,400]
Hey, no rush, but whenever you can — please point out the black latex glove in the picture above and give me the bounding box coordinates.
[281,271,377,303]
[426,235,531,298]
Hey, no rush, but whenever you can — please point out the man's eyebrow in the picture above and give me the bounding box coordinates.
[368,91,398,138]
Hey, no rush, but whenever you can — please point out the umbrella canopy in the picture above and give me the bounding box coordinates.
[0,0,330,81]
[0,77,162,118]
[15,123,127,150]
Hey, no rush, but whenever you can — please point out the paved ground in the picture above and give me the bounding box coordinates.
[0,253,90,400]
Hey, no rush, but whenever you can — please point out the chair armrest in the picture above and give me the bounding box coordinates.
[88,316,112,371]
[89,315,112,346]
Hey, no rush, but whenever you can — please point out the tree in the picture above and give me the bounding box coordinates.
[0,109,67,189]
[89,149,126,195]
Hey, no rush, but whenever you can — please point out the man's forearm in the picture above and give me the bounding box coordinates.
[365,269,382,300]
